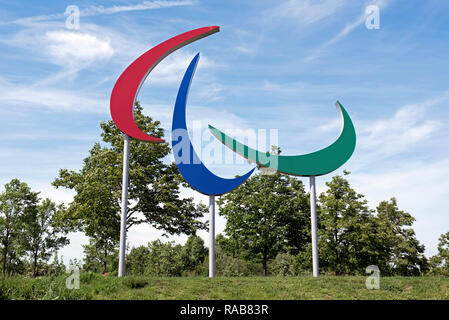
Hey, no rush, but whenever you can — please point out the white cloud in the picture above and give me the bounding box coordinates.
[325,0,390,47]
[262,80,306,95]
[0,77,109,113]
[9,1,197,25]
[59,232,89,265]
[275,0,346,25]
[45,31,114,68]
[139,101,249,134]
[32,183,76,205]
[359,106,440,157]
[305,0,391,61]
[317,118,341,132]
[81,0,197,16]
[1,1,202,82]
[0,25,116,81]
[2,18,219,86]
[357,93,448,160]
[235,46,255,54]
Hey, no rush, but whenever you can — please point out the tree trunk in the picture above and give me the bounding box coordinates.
[2,234,8,276]
[262,253,267,277]
[334,229,339,275]
[7,255,13,276]
[2,248,7,276]
[103,249,107,274]
[33,252,38,277]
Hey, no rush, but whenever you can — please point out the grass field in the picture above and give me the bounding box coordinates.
[1,274,448,300]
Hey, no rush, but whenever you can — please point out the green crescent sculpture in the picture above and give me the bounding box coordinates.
[208,101,356,177]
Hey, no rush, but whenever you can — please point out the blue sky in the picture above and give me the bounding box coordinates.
[1,0,449,264]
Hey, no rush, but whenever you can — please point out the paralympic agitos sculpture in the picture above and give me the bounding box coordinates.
[110,26,356,278]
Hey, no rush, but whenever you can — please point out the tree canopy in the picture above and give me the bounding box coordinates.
[217,171,430,276]
[429,231,449,276]
[52,102,207,250]
[0,179,68,277]
[217,170,310,276]
[1,111,444,278]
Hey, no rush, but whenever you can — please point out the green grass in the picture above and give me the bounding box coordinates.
[1,274,448,300]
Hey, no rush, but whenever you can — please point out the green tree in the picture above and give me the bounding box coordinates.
[214,242,261,277]
[20,198,69,277]
[218,170,309,276]
[126,245,150,275]
[0,179,39,276]
[268,252,296,276]
[429,231,449,275]
[127,236,207,276]
[180,235,207,274]
[144,240,183,276]
[376,198,427,276]
[45,251,66,276]
[318,175,382,275]
[53,102,207,256]
[126,240,184,276]
[82,237,118,274]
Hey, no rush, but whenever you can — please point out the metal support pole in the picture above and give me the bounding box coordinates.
[118,134,130,277]
[209,195,215,278]
[310,176,319,277]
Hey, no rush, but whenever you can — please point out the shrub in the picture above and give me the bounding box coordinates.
[269,253,295,276]
[215,246,262,276]
[0,276,92,300]
[123,276,148,289]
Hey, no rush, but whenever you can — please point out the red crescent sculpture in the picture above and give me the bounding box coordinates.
[110,26,220,142]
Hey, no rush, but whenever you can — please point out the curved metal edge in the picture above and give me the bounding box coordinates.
[110,26,219,143]
[208,101,356,177]
[171,54,255,195]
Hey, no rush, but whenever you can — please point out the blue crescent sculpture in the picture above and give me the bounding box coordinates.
[171,53,255,195]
